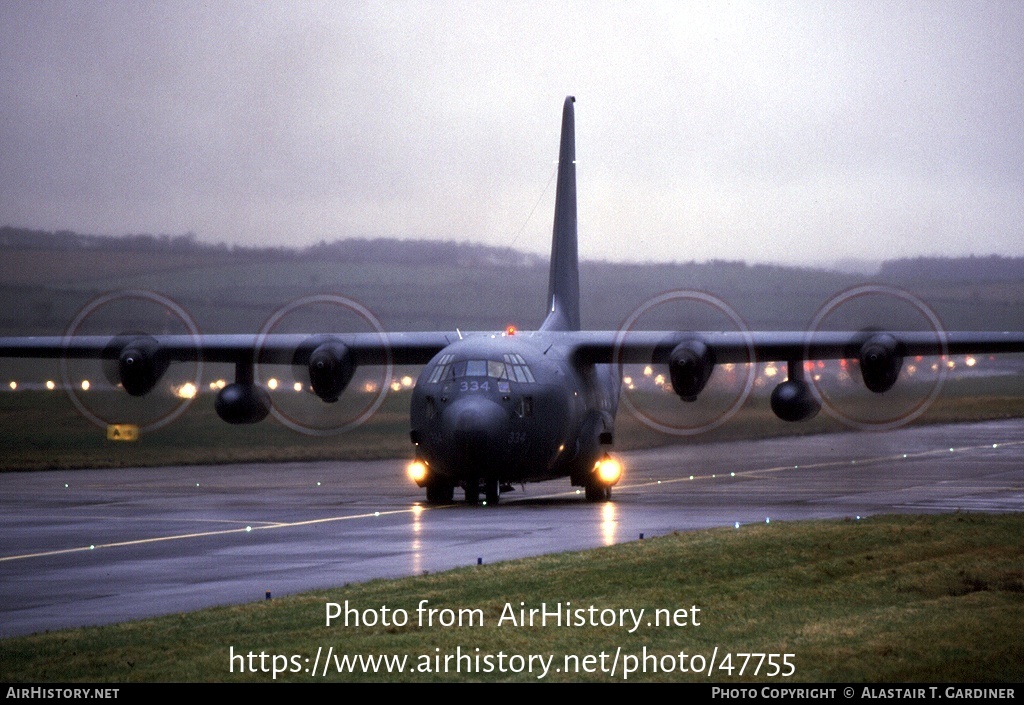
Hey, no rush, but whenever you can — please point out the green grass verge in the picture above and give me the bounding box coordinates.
[2,513,1021,682]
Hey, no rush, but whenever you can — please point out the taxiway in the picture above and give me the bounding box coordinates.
[1,419,1021,637]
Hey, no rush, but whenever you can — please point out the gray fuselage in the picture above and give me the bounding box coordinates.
[409,333,618,487]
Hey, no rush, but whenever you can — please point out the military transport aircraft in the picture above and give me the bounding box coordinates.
[2,96,1023,505]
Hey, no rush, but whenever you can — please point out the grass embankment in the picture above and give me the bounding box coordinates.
[2,374,1023,472]
[2,513,1021,682]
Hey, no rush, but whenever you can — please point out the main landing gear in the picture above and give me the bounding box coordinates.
[584,481,612,502]
[584,454,622,502]
[425,481,454,504]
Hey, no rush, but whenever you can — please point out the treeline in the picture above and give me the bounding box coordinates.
[0,226,541,268]
[0,226,214,254]
[304,238,542,267]
[879,255,1024,282]
[3,225,1024,281]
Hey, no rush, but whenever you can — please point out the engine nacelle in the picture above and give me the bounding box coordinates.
[308,342,355,403]
[118,337,169,397]
[668,340,714,402]
[215,383,271,424]
[770,379,821,422]
[858,334,903,393]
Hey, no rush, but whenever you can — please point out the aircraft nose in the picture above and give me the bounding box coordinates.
[442,396,510,468]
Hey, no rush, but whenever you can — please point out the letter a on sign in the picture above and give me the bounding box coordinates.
[106,424,140,441]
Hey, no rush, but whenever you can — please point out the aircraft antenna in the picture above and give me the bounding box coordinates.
[508,162,559,252]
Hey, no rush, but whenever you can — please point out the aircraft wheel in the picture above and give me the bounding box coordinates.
[425,482,454,504]
[464,479,480,505]
[585,482,610,503]
[484,478,500,505]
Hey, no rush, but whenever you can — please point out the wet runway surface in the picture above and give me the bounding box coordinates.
[1,419,1022,637]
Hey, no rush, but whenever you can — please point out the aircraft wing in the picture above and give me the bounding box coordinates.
[567,330,1024,365]
[5,329,1024,367]
[0,332,454,366]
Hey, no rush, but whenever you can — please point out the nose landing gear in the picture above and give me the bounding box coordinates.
[462,477,501,505]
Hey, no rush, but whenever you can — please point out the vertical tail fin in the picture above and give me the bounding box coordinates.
[540,96,580,332]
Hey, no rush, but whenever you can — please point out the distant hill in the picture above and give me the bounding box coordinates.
[879,255,1024,282]
[1,226,1021,335]
[0,226,541,268]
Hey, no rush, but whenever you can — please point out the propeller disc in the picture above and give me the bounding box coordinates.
[255,294,392,436]
[61,290,202,431]
[615,290,755,436]
[806,284,948,430]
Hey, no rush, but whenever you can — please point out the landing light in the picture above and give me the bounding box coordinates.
[506,325,517,336]
[293,382,302,392]
[407,460,429,484]
[81,380,90,391]
[267,378,279,390]
[175,382,198,399]
[8,381,15,390]
[595,456,623,485]
[46,380,55,390]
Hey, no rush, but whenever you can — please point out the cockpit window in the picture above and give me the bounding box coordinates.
[427,365,449,383]
[503,354,535,383]
[426,354,456,383]
[427,357,535,383]
[465,360,488,377]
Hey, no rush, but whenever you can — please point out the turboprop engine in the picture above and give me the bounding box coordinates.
[116,336,169,397]
[858,333,903,393]
[668,340,714,402]
[307,341,355,402]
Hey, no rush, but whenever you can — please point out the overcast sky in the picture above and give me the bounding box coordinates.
[1,2,1021,266]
